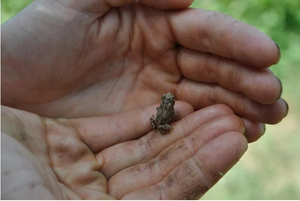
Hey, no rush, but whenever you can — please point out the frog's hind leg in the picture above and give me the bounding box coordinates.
[158,124,172,134]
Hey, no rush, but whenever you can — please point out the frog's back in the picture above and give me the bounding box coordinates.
[156,105,174,125]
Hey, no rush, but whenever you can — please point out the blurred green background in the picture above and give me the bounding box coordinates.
[1,0,300,199]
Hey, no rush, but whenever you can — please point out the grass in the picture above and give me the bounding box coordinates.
[2,0,300,199]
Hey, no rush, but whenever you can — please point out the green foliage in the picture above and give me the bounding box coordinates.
[1,0,300,199]
[1,0,33,24]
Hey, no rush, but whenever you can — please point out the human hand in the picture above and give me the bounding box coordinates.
[2,103,247,199]
[2,0,287,136]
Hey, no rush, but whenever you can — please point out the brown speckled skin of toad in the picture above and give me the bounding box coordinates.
[150,92,179,134]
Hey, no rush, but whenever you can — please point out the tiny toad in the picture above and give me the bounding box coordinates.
[150,92,178,134]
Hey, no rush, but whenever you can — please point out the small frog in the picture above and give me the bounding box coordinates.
[150,92,179,134]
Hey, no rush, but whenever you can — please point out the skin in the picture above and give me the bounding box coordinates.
[2,104,247,199]
[2,0,287,124]
[1,0,289,199]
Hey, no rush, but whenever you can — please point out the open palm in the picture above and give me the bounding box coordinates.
[2,103,247,199]
[2,0,286,127]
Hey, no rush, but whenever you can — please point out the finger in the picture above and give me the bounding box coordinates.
[52,0,193,19]
[122,132,247,199]
[177,79,288,124]
[242,118,265,143]
[98,104,235,178]
[66,101,193,153]
[139,0,193,10]
[108,115,246,199]
[168,8,280,67]
[178,48,282,104]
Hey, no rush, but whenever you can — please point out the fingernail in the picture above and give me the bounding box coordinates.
[284,99,289,118]
[262,124,266,135]
[276,76,283,100]
[274,42,281,64]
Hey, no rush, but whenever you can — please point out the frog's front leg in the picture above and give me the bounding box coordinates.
[150,115,157,129]
[158,124,172,134]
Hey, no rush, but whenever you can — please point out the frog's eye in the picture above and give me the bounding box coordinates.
[168,96,174,101]
[165,99,172,104]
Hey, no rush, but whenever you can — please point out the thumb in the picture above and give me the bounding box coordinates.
[66,101,194,153]
[139,0,194,10]
[67,0,194,16]
[101,0,194,10]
